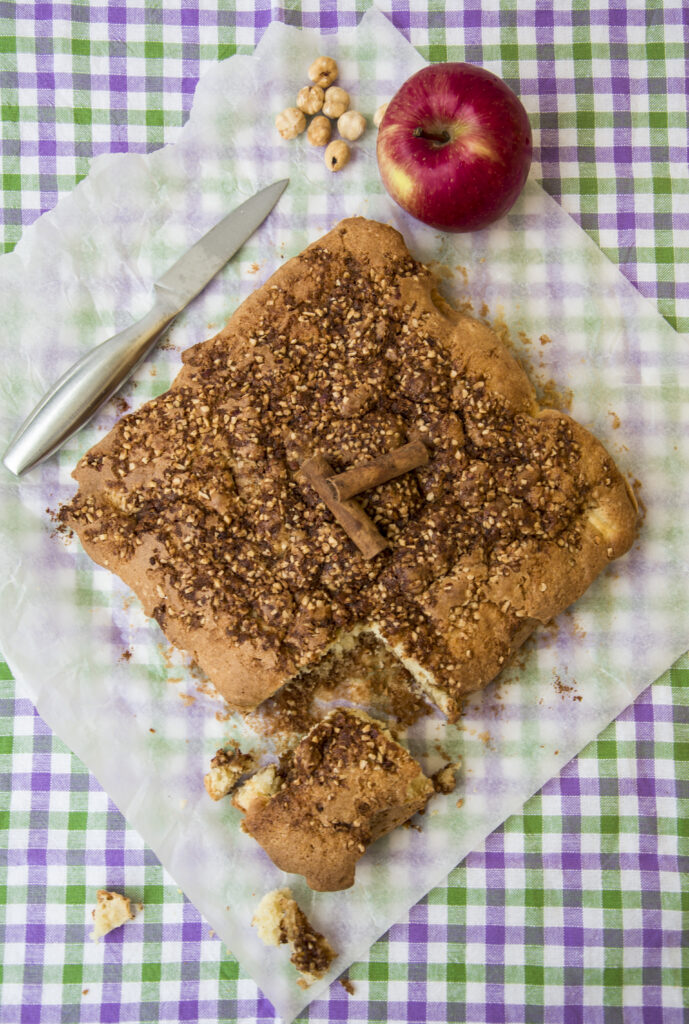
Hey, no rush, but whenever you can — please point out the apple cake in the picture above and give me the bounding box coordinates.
[59,217,638,719]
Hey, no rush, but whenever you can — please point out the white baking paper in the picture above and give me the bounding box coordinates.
[0,10,688,1022]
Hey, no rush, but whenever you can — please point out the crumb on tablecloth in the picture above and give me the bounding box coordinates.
[90,889,136,942]
[339,975,355,995]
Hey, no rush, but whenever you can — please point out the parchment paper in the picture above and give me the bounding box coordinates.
[0,10,688,1022]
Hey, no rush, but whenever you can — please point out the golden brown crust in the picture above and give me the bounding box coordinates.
[60,217,638,717]
[235,709,434,891]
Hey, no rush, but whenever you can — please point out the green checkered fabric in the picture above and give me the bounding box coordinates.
[1,3,686,337]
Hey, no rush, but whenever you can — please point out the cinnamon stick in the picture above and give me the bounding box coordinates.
[327,440,429,503]
[300,454,389,560]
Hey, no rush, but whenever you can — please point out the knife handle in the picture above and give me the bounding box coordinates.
[3,291,178,476]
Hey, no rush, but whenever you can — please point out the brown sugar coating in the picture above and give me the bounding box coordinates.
[234,709,434,891]
[60,217,638,718]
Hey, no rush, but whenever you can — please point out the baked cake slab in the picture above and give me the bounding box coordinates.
[60,217,638,719]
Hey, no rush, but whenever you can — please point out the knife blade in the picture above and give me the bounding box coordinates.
[2,177,289,477]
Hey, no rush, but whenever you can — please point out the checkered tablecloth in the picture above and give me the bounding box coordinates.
[1,3,687,1022]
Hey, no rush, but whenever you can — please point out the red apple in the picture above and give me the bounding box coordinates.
[376,63,532,232]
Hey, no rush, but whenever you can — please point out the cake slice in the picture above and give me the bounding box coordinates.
[234,708,434,891]
[60,217,638,718]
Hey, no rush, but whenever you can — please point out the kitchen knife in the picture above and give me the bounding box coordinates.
[2,177,289,477]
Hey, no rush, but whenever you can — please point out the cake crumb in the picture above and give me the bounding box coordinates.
[252,888,336,988]
[431,759,462,794]
[553,674,577,698]
[90,890,135,942]
[235,709,434,891]
[339,975,355,995]
[112,396,130,415]
[204,745,258,801]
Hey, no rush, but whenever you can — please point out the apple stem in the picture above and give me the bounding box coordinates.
[413,126,451,145]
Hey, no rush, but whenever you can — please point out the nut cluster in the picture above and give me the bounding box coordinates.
[275,55,368,173]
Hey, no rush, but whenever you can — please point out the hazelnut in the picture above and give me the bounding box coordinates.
[373,102,389,128]
[275,107,306,140]
[337,110,366,141]
[324,140,350,172]
[323,86,350,119]
[296,85,324,115]
[308,56,338,89]
[307,115,332,147]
